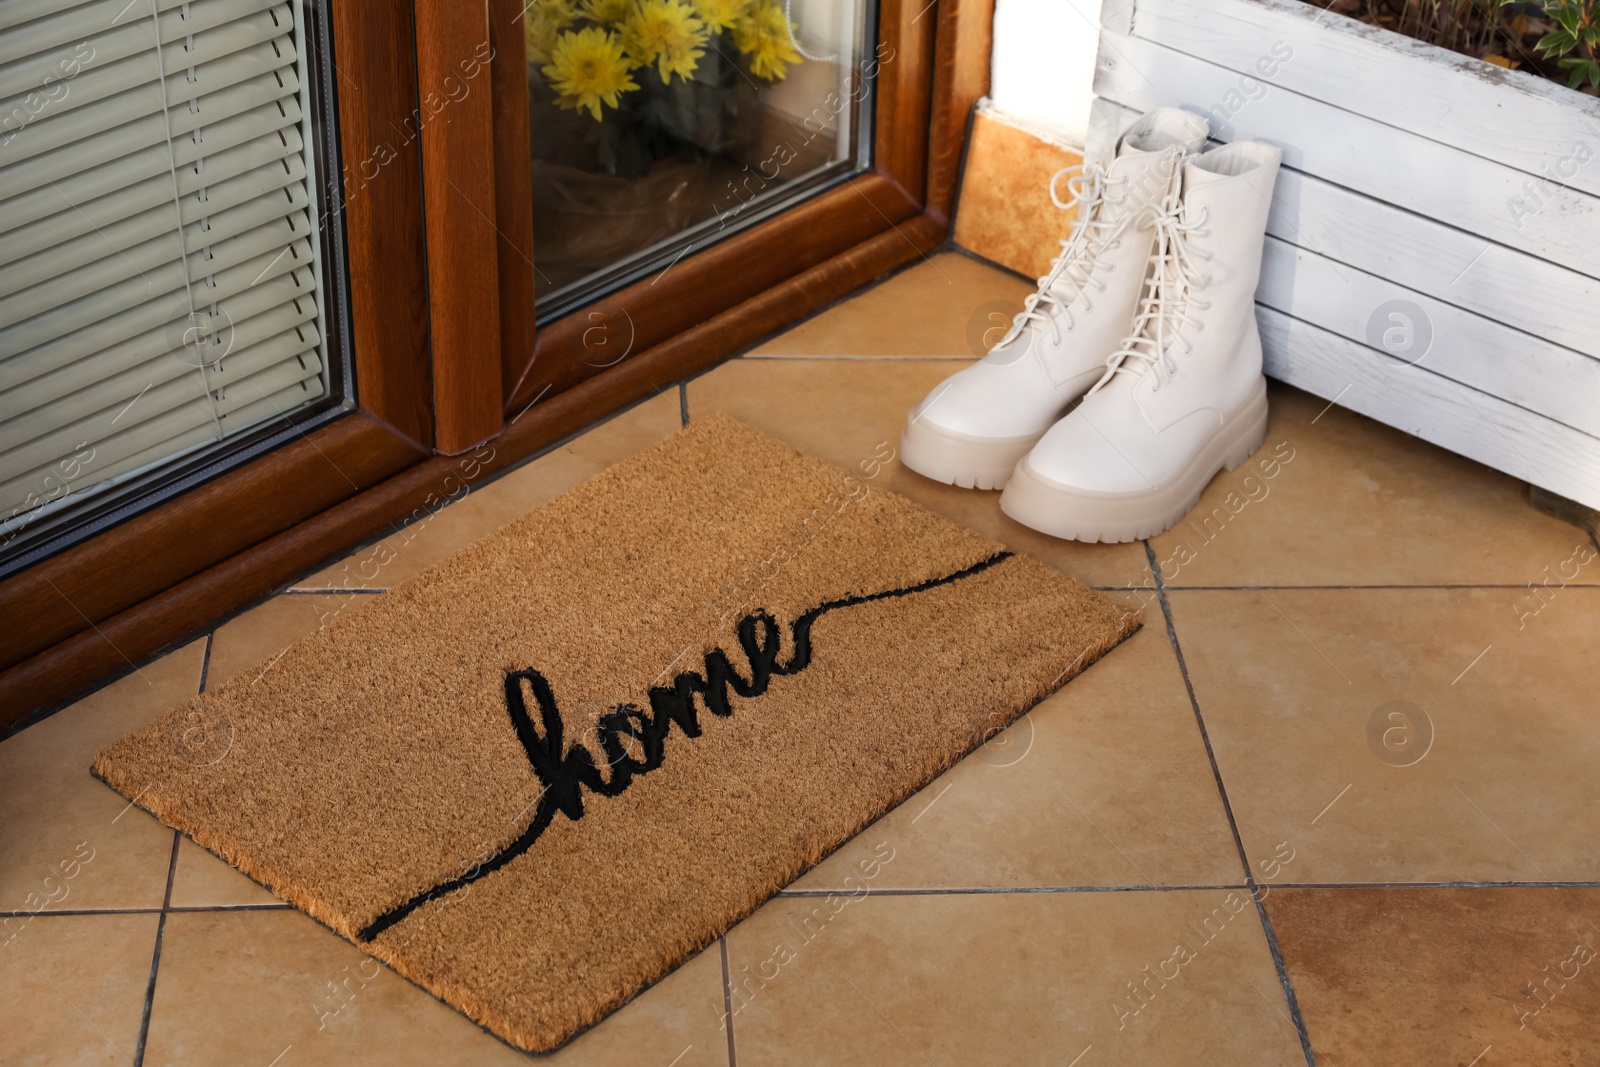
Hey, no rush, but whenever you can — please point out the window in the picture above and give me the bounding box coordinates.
[524,0,879,318]
[0,0,349,575]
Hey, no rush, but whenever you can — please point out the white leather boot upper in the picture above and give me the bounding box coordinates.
[898,108,1209,490]
[1000,141,1284,540]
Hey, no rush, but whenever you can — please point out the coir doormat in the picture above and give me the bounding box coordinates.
[94,416,1138,1051]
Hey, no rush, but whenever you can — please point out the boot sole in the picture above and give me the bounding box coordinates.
[998,377,1270,543]
[899,417,1042,491]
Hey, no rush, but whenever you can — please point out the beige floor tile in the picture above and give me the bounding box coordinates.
[142,909,728,1065]
[1169,587,1600,884]
[0,912,160,1067]
[0,640,203,911]
[168,837,279,909]
[1149,382,1587,587]
[688,357,1150,588]
[204,594,375,691]
[749,253,1033,359]
[1266,887,1600,1066]
[295,391,683,592]
[542,943,729,1067]
[725,891,1306,1066]
[790,624,1241,892]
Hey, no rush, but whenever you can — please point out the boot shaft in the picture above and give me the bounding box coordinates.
[1178,141,1283,344]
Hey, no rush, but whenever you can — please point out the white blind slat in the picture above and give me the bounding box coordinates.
[0,8,292,138]
[0,185,310,325]
[0,0,279,78]
[0,331,320,478]
[0,113,302,239]
[0,211,313,358]
[2,34,297,167]
[0,152,305,271]
[0,0,109,35]
[0,369,322,517]
[0,0,330,530]
[0,266,315,413]
[1,70,301,202]
[0,316,318,450]
[0,238,314,387]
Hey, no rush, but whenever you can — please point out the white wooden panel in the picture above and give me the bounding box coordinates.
[1134,0,1600,199]
[1099,0,1135,34]
[1270,168,1600,360]
[1259,308,1600,508]
[1084,95,1131,164]
[1094,30,1600,276]
[1256,238,1600,438]
[1087,96,1600,359]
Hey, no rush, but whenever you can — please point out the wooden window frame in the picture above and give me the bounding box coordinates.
[0,0,994,730]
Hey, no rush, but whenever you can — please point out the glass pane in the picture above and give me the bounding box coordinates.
[0,0,350,576]
[524,0,877,316]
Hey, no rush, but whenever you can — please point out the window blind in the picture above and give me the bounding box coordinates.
[0,0,330,535]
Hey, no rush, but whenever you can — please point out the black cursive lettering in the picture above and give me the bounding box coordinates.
[357,550,1013,941]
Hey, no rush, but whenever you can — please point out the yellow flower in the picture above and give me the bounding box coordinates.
[694,0,749,32]
[525,11,562,64]
[541,27,639,120]
[733,0,801,81]
[583,0,633,23]
[621,0,707,83]
[532,0,579,27]
[525,0,579,63]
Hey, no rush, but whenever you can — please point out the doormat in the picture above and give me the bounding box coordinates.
[94,416,1138,1052]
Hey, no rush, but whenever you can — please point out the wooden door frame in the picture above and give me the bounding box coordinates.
[0,0,994,731]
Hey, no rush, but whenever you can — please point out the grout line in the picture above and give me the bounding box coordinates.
[196,632,213,695]
[944,241,1037,285]
[20,876,1599,925]
[1142,541,1319,1067]
[280,587,388,595]
[7,907,162,918]
[17,877,1600,924]
[7,903,297,920]
[1141,544,1254,883]
[1267,880,1600,890]
[776,884,1244,897]
[716,251,935,368]
[1093,583,1600,592]
[719,936,737,1067]
[1246,891,1316,1064]
[132,832,181,1067]
[740,354,974,362]
[679,381,691,428]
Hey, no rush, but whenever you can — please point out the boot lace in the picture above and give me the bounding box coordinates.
[1093,189,1214,395]
[994,163,1135,350]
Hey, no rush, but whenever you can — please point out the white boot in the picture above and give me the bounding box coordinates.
[999,141,1283,542]
[899,107,1209,490]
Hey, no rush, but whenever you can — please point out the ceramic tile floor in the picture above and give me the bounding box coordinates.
[5,251,1598,1067]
